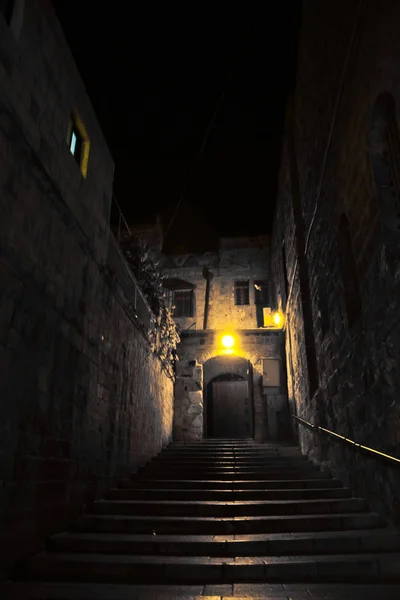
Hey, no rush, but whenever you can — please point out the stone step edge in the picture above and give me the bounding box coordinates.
[121,480,343,487]
[15,554,400,583]
[111,486,350,492]
[95,497,363,504]
[21,551,400,572]
[5,581,400,600]
[51,527,400,544]
[77,511,382,522]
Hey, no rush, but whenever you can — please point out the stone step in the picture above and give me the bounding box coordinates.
[108,486,352,501]
[121,478,344,490]
[145,461,315,470]
[48,528,400,556]
[72,512,385,535]
[166,445,288,451]
[134,470,331,480]
[168,439,255,443]
[15,551,400,584]
[148,458,313,469]
[91,498,368,517]
[162,451,305,459]
[5,582,400,600]
[166,444,300,448]
[166,448,270,452]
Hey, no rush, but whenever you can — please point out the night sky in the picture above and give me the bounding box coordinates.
[53,3,302,252]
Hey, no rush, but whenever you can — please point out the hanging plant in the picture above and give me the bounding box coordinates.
[121,237,180,367]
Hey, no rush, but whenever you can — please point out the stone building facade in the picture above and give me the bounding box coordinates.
[271,0,400,528]
[0,1,173,578]
[161,238,291,443]
[161,236,271,331]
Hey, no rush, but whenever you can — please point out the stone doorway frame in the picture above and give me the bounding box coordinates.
[203,355,254,439]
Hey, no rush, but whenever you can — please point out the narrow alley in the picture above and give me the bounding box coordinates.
[1,1,400,599]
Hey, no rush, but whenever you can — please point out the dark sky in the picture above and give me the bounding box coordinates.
[53,3,301,252]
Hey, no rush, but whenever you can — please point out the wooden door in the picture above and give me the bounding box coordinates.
[211,380,252,438]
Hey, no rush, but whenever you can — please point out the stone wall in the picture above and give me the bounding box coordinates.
[174,361,203,441]
[174,331,291,443]
[161,236,270,331]
[0,2,173,578]
[272,0,400,528]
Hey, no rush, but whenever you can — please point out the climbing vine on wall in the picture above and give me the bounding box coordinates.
[121,238,180,367]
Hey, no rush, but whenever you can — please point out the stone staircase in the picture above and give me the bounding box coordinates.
[4,439,400,598]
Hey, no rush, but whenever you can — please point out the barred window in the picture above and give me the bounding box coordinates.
[173,290,194,317]
[234,281,249,306]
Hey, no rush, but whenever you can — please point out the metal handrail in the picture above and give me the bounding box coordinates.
[293,414,400,467]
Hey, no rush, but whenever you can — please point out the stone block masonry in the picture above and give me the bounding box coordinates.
[272,0,400,529]
[174,362,204,441]
[0,1,173,579]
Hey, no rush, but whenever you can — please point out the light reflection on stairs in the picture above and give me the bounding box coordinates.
[4,438,400,599]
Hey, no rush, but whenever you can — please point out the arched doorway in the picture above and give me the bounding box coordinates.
[203,355,254,439]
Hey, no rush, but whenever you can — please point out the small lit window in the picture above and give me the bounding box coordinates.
[234,280,249,305]
[66,113,90,177]
[0,0,14,24]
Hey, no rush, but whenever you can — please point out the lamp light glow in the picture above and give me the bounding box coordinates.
[221,334,235,349]
[273,312,282,325]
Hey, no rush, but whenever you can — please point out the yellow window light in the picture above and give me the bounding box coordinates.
[273,312,281,325]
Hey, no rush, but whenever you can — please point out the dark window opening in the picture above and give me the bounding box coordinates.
[172,290,194,317]
[234,280,249,305]
[0,0,14,24]
[337,213,362,328]
[254,280,269,305]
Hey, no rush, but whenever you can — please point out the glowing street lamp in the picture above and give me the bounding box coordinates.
[221,334,235,349]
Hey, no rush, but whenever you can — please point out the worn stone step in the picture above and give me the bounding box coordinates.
[108,486,352,501]
[169,439,255,443]
[48,528,400,556]
[121,478,344,490]
[161,448,286,458]
[162,451,306,459]
[165,447,300,454]
[15,551,400,584]
[142,460,317,469]
[163,446,281,451]
[91,498,368,517]
[167,444,299,451]
[145,461,315,470]
[168,444,260,449]
[134,470,331,480]
[162,447,283,453]
[148,458,313,469]
[154,451,308,458]
[73,512,385,535]
[5,582,400,600]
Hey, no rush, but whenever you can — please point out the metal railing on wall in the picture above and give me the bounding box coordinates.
[293,414,400,468]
